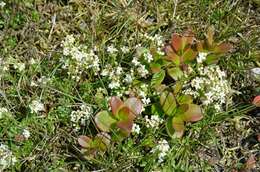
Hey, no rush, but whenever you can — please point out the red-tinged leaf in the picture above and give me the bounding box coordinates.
[214,43,232,54]
[206,26,215,47]
[116,120,133,136]
[257,134,260,142]
[246,155,256,169]
[172,116,185,138]
[252,95,260,107]
[160,91,176,116]
[150,63,161,73]
[165,45,181,65]
[183,29,195,45]
[94,111,117,132]
[183,48,198,63]
[151,70,165,87]
[167,67,183,80]
[182,104,203,122]
[171,33,182,52]
[78,136,92,148]
[110,97,124,116]
[117,106,136,121]
[124,97,143,115]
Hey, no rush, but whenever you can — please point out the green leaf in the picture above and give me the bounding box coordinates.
[109,97,124,116]
[173,81,183,95]
[205,53,220,64]
[182,104,203,122]
[166,117,175,137]
[165,45,181,65]
[94,111,117,132]
[172,116,185,138]
[167,67,183,80]
[151,70,165,87]
[177,95,193,104]
[160,91,176,116]
[183,48,198,63]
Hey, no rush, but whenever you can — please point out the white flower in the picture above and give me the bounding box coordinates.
[121,46,130,53]
[0,143,17,171]
[0,1,6,8]
[132,57,140,66]
[142,97,151,105]
[151,139,170,163]
[145,115,163,129]
[14,63,25,72]
[107,45,118,54]
[132,123,140,134]
[124,74,133,84]
[22,129,30,139]
[29,100,45,114]
[108,80,120,89]
[197,52,208,63]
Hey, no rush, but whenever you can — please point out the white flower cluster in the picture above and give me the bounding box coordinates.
[0,107,9,119]
[62,35,100,81]
[144,115,163,129]
[0,143,17,171]
[29,100,45,114]
[183,65,231,111]
[70,104,93,130]
[0,1,6,8]
[137,84,151,106]
[151,139,170,163]
[142,33,164,47]
[132,56,149,78]
[196,52,208,63]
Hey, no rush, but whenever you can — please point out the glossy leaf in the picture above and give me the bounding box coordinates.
[117,106,136,121]
[95,111,117,132]
[110,97,124,116]
[78,136,92,148]
[173,81,183,95]
[151,70,165,87]
[160,91,176,116]
[177,95,193,104]
[166,117,175,137]
[124,97,143,115]
[252,95,260,107]
[167,67,183,80]
[172,116,185,138]
[182,104,203,122]
[205,53,219,64]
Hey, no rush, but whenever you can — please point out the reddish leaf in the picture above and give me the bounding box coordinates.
[214,43,232,54]
[196,41,205,52]
[94,111,117,132]
[124,97,143,115]
[78,136,92,148]
[183,48,198,63]
[183,29,195,45]
[171,33,182,52]
[165,45,181,65]
[257,134,260,142]
[110,97,124,116]
[150,63,161,73]
[182,104,203,122]
[252,95,260,107]
[116,120,133,136]
[172,116,185,138]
